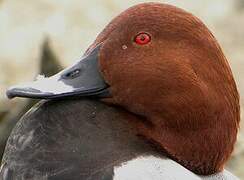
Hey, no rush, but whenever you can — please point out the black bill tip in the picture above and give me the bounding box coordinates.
[6,87,53,99]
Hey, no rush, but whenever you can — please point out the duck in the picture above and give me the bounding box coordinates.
[1,2,240,180]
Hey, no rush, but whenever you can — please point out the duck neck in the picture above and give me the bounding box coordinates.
[129,112,238,175]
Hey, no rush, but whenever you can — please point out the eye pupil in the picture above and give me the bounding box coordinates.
[135,33,151,45]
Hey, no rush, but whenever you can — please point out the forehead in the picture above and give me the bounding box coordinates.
[112,3,186,26]
[96,3,200,42]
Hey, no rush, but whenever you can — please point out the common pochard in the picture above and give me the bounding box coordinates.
[3,2,240,180]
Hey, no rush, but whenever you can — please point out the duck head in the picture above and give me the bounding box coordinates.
[7,3,240,175]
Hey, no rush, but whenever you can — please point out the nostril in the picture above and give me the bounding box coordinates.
[64,69,81,79]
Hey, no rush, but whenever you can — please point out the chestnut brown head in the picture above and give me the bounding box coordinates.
[93,3,240,175]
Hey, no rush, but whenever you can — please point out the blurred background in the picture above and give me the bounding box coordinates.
[0,0,243,178]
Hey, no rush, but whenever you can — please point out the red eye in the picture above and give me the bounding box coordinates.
[134,33,151,45]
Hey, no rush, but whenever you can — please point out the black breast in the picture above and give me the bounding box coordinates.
[0,99,156,180]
